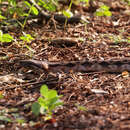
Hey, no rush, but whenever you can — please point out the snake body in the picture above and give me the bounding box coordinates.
[20,58,130,73]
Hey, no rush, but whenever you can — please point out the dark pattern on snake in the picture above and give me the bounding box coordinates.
[20,58,130,73]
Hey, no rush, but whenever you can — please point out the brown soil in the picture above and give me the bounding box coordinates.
[0,0,130,129]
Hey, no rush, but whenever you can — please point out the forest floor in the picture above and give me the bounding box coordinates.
[0,0,130,129]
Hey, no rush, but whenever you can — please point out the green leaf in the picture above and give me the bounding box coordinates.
[20,33,34,42]
[104,11,112,16]
[22,13,29,17]
[49,97,59,105]
[101,5,110,10]
[38,97,46,106]
[32,84,63,118]
[9,0,16,7]
[63,10,73,18]
[95,11,103,16]
[38,0,57,12]
[26,34,34,39]
[31,6,39,15]
[47,90,57,99]
[95,5,112,17]
[40,84,48,98]
[0,34,13,42]
[0,15,6,20]
[0,30,3,41]
[24,1,31,8]
[31,102,41,116]
[20,36,26,40]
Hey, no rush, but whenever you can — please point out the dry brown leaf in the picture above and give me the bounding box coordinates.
[122,71,129,78]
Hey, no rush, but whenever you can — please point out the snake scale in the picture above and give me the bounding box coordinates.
[20,58,130,73]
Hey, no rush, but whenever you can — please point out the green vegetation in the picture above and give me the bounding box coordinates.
[1,0,129,125]
[95,5,112,17]
[0,0,112,42]
[20,32,34,43]
[32,84,63,120]
[19,32,35,55]
[37,0,58,11]
[0,30,14,43]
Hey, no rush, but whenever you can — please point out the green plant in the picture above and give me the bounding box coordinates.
[37,0,58,12]
[62,0,90,28]
[0,0,39,29]
[95,5,112,17]
[62,0,73,28]
[0,30,14,43]
[20,32,34,43]
[32,84,63,120]
[19,32,35,55]
[21,1,39,29]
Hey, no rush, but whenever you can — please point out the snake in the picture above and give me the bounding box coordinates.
[20,58,130,73]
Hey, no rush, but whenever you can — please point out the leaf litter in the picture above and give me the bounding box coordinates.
[0,0,130,129]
